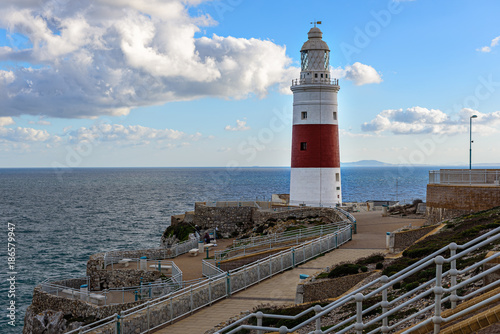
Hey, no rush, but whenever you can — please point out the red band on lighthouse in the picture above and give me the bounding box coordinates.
[291,124,340,168]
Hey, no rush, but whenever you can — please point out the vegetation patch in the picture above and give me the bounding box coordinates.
[162,224,195,242]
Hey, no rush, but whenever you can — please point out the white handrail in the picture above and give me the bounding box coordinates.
[216,225,500,334]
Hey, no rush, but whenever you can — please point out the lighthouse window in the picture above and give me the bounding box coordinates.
[315,73,318,78]
[336,173,340,182]
[321,74,323,78]
[333,112,337,121]
[301,112,307,120]
[326,74,328,78]
[324,51,330,69]
[300,142,307,151]
[300,51,309,71]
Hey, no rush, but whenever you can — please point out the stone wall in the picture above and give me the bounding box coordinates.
[388,225,437,253]
[295,272,373,304]
[87,248,176,290]
[193,205,255,237]
[90,269,163,290]
[426,184,500,224]
[252,207,344,225]
[174,204,347,239]
[23,287,145,333]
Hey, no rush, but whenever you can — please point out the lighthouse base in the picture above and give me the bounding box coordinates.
[290,168,342,207]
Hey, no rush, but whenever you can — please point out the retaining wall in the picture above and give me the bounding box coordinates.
[426,184,500,224]
[388,225,437,253]
[296,272,373,304]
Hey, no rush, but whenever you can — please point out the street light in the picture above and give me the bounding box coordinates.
[469,115,477,170]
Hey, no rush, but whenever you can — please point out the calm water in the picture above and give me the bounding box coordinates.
[0,166,434,333]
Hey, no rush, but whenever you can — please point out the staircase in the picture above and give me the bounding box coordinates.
[215,226,500,334]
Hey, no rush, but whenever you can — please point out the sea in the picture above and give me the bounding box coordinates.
[0,166,439,333]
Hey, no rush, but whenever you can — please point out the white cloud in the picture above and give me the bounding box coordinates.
[362,107,500,135]
[69,123,188,145]
[0,0,294,118]
[0,126,59,142]
[0,117,15,126]
[225,119,250,131]
[477,36,500,53]
[331,62,382,86]
[217,147,231,152]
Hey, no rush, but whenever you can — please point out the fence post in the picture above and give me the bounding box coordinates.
[354,293,364,334]
[226,272,231,297]
[115,314,120,334]
[209,280,212,305]
[170,296,174,323]
[381,276,389,333]
[449,243,458,309]
[292,248,295,268]
[314,304,322,331]
[190,286,194,314]
[256,311,263,334]
[433,256,445,334]
[147,301,150,333]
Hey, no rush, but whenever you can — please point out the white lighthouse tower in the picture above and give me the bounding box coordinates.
[289,25,342,207]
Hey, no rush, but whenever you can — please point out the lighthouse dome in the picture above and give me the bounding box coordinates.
[300,27,329,52]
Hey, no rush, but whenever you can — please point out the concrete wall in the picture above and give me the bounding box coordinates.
[296,272,373,303]
[388,225,437,253]
[426,184,500,224]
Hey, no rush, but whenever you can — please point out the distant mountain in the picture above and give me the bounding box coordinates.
[341,160,394,167]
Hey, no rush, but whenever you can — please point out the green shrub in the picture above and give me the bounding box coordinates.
[360,266,368,272]
[328,263,360,278]
[356,253,385,265]
[403,282,419,292]
[375,262,384,270]
[162,224,195,242]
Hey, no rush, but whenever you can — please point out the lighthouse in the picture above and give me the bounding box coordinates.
[290,25,342,207]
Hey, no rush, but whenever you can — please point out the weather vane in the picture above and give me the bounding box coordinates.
[310,21,322,27]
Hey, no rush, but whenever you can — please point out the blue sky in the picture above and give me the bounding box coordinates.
[0,0,499,167]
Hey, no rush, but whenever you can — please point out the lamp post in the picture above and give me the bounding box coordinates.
[469,115,477,170]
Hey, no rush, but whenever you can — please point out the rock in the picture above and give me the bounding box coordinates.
[24,306,82,334]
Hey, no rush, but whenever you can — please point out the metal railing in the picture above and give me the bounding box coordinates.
[66,225,352,334]
[216,226,500,334]
[336,207,357,234]
[292,78,339,86]
[429,169,500,185]
[202,259,225,278]
[103,238,199,269]
[40,262,183,305]
[216,223,344,262]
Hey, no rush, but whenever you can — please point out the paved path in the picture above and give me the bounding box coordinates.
[154,211,426,334]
